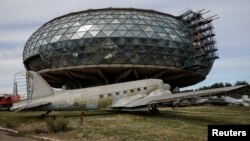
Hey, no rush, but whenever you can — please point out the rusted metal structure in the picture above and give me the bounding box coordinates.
[178,9,219,75]
[22,8,218,89]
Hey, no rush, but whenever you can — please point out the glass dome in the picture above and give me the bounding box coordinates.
[22,8,218,88]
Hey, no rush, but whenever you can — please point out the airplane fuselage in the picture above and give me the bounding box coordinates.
[11,79,163,111]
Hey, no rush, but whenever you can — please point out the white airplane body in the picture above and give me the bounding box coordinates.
[220,96,250,106]
[11,71,246,114]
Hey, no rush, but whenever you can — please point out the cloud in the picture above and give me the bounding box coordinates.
[0,47,23,60]
[0,58,25,93]
[215,56,250,68]
[0,47,25,93]
[209,57,250,82]
[0,30,34,43]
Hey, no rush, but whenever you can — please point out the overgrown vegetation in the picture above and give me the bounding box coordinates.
[5,120,19,128]
[45,116,69,133]
[0,106,249,141]
[34,126,48,134]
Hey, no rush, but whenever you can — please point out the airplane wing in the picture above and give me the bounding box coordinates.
[111,85,245,109]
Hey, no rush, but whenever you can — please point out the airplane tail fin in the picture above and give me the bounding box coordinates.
[14,71,54,100]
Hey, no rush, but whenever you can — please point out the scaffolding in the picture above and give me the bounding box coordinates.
[178,9,219,74]
[13,71,28,100]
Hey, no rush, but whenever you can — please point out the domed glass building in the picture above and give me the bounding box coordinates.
[23,8,218,89]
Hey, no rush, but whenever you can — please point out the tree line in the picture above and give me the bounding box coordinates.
[182,81,249,92]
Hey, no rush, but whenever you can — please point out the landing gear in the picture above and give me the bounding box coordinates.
[40,110,52,118]
[148,104,160,115]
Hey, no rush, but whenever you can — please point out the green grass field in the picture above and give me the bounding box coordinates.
[0,106,249,141]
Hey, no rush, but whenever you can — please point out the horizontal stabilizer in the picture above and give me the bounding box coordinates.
[26,101,51,109]
[11,101,51,112]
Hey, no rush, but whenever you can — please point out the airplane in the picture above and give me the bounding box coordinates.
[165,95,250,107]
[11,71,246,115]
[169,97,209,107]
[220,95,250,106]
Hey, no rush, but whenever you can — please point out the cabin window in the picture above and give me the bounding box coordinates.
[116,92,119,95]
[108,93,112,97]
[137,88,141,91]
[130,89,134,93]
[144,87,147,90]
[123,91,127,94]
[99,94,104,98]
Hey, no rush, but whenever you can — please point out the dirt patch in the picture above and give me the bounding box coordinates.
[0,131,38,141]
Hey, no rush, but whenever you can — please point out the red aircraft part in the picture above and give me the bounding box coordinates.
[0,95,20,107]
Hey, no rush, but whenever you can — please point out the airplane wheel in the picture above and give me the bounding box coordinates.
[152,108,160,115]
[40,110,52,118]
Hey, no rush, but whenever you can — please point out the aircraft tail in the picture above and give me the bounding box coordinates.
[14,71,54,100]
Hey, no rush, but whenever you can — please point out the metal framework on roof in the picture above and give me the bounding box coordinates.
[178,9,219,75]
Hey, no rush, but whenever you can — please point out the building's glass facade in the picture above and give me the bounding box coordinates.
[23,8,218,88]
[23,9,194,70]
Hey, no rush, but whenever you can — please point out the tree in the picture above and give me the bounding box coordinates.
[211,82,224,88]
[235,81,249,86]
[224,82,232,87]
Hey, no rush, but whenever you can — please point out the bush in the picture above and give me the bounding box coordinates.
[45,116,69,133]
[34,126,48,134]
[5,121,18,128]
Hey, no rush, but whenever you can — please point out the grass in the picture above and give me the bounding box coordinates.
[0,106,249,141]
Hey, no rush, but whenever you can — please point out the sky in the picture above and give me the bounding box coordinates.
[0,0,250,94]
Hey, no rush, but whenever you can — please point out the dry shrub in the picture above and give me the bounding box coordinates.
[45,116,69,133]
[34,126,48,134]
[5,121,18,128]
